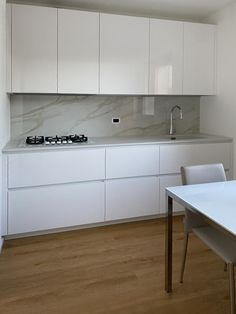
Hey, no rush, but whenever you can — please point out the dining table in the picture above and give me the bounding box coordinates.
[165,179,236,293]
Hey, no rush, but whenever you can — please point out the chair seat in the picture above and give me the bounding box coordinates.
[192,226,236,264]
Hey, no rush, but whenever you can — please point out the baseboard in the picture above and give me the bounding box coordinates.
[5,212,185,240]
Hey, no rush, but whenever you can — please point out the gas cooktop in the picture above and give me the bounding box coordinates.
[26,134,88,145]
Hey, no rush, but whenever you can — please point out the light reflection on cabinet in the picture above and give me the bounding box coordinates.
[149,19,183,95]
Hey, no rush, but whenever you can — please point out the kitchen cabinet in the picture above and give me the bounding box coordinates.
[106,177,159,220]
[3,139,233,237]
[11,4,57,93]
[58,9,99,94]
[106,145,159,179]
[6,4,11,93]
[8,4,216,95]
[8,148,105,188]
[183,22,216,95]
[149,19,183,95]
[105,145,159,221]
[100,13,149,94]
[160,142,231,174]
[8,181,104,234]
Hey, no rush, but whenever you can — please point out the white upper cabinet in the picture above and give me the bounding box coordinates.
[8,4,216,95]
[149,19,183,95]
[6,4,11,93]
[11,5,57,93]
[183,22,216,95]
[58,9,99,94]
[100,13,149,95]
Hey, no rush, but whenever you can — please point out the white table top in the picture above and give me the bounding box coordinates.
[166,180,236,237]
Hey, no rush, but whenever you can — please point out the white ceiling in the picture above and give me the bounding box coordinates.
[8,0,235,21]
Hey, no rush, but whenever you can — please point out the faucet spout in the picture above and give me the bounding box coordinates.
[169,105,183,135]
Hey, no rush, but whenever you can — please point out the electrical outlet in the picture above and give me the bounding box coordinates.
[112,117,120,124]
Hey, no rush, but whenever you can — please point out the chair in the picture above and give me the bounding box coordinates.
[180,163,236,314]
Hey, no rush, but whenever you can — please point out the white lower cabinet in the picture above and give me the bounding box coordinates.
[106,145,159,179]
[8,181,105,235]
[9,148,105,188]
[105,177,159,221]
[159,175,184,214]
[160,143,231,174]
[4,141,233,237]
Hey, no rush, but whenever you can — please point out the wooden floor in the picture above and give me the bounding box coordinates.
[0,216,231,314]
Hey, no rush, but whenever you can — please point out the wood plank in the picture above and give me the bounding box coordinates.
[0,217,230,314]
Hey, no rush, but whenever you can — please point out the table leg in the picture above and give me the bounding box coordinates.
[165,195,173,293]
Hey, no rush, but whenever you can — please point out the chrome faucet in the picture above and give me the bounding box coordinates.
[169,105,183,135]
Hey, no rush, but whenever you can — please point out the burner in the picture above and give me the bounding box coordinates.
[26,136,44,145]
[69,134,88,143]
[26,134,88,146]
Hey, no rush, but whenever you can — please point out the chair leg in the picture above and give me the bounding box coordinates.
[228,263,235,314]
[180,232,189,283]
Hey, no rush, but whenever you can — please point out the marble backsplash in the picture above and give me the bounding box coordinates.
[10,95,200,139]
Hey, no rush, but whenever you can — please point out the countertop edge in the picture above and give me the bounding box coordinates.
[2,134,233,154]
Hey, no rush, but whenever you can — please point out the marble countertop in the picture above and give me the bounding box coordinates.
[3,134,233,154]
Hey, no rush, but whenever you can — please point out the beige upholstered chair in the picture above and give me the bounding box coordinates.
[180,163,236,314]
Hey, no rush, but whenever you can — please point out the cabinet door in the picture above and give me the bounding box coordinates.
[6,4,11,92]
[106,145,159,179]
[149,19,183,95]
[11,4,57,93]
[100,13,149,94]
[183,23,216,95]
[8,181,105,234]
[8,148,105,188]
[159,175,184,214]
[106,177,159,221]
[160,143,231,174]
[58,9,99,94]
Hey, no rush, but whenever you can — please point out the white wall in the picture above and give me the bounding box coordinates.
[0,0,10,243]
[200,2,236,177]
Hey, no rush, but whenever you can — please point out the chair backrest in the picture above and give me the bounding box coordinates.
[181,163,226,186]
[181,163,227,232]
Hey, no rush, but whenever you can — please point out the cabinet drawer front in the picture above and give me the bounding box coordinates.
[160,143,231,174]
[106,177,159,221]
[106,145,159,179]
[159,175,184,214]
[8,181,105,235]
[8,149,105,188]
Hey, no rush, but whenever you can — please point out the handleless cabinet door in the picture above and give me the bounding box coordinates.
[106,145,159,179]
[58,9,99,94]
[8,148,105,188]
[11,4,57,93]
[8,181,105,234]
[149,19,183,95]
[160,143,231,174]
[106,177,159,221]
[183,22,216,95]
[100,13,149,94]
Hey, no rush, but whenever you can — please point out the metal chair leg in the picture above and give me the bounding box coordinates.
[229,263,235,314]
[180,232,189,283]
